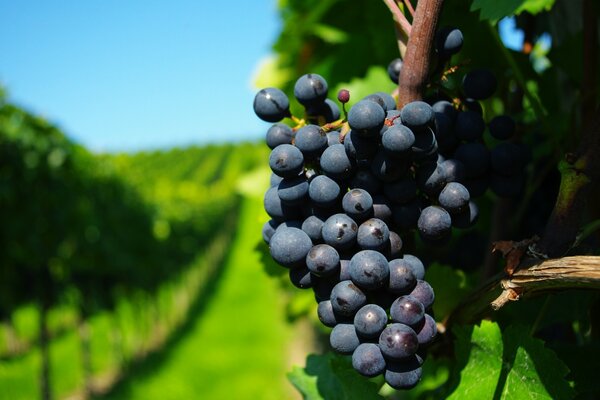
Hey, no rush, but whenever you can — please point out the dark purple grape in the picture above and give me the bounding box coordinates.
[401,254,425,280]
[348,100,386,137]
[357,218,390,251]
[418,206,452,242]
[352,343,386,377]
[410,280,435,309]
[342,189,374,222]
[338,89,350,103]
[354,304,388,339]
[330,323,361,355]
[269,144,304,178]
[371,150,408,182]
[387,58,403,84]
[364,92,397,112]
[264,186,300,222]
[383,231,403,260]
[378,323,419,360]
[388,259,417,294]
[266,123,294,149]
[440,159,466,183]
[320,143,354,179]
[350,169,382,194]
[385,355,423,390]
[317,300,345,327]
[382,125,415,157]
[415,313,437,345]
[253,87,291,122]
[294,73,328,107]
[326,131,341,146]
[436,26,464,57]
[432,100,457,120]
[349,250,390,290]
[452,201,479,229]
[401,101,434,131]
[302,215,325,242]
[295,124,328,158]
[277,176,308,205]
[330,280,367,316]
[344,130,379,160]
[453,142,490,179]
[269,227,313,268]
[455,110,485,141]
[322,213,358,250]
[289,267,313,289]
[438,182,470,214]
[416,162,447,196]
[309,175,341,207]
[262,219,278,244]
[390,296,425,327]
[372,195,393,223]
[307,98,340,123]
[411,128,438,158]
[306,244,340,277]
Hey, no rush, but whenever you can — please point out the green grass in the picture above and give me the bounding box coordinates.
[102,194,294,400]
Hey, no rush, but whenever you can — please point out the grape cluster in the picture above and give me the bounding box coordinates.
[255,73,446,389]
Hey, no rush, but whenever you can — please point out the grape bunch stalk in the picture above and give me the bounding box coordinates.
[254,26,528,390]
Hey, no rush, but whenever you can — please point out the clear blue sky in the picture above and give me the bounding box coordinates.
[0,1,279,152]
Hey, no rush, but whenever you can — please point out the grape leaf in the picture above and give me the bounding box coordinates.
[447,321,504,399]
[470,0,556,23]
[447,322,574,399]
[288,353,384,400]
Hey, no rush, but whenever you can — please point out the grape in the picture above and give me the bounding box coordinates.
[338,89,350,103]
[364,92,397,112]
[385,355,423,390]
[322,213,359,250]
[463,69,497,100]
[417,206,452,242]
[309,175,341,207]
[383,230,403,260]
[388,260,417,294]
[348,100,386,137]
[354,304,388,339]
[378,323,419,359]
[294,73,328,107]
[277,176,309,205]
[390,296,425,327]
[415,313,437,345]
[455,110,485,141]
[270,172,284,187]
[453,142,490,179]
[382,125,415,157]
[289,267,313,289]
[317,300,345,327]
[330,280,367,316]
[400,101,434,131]
[330,323,360,355]
[295,125,328,158]
[410,280,435,309]
[269,144,304,178]
[302,215,325,242]
[438,182,470,214]
[344,130,379,160]
[320,143,354,179]
[372,195,393,223]
[253,87,291,122]
[357,218,390,251]
[432,100,457,120]
[269,227,313,268]
[436,26,463,57]
[440,159,466,183]
[463,97,483,114]
[452,200,479,229]
[307,98,340,123]
[387,58,403,84]
[306,244,340,277]
[264,186,299,221]
[352,343,386,377]
[411,128,437,158]
[262,220,278,244]
[415,162,447,197]
[274,220,303,234]
[326,131,341,146]
[349,250,390,290]
[433,112,458,151]
[312,276,337,302]
[489,115,516,140]
[266,123,294,149]
[401,254,425,280]
[342,189,374,222]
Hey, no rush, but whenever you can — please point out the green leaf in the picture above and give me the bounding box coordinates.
[311,23,349,44]
[470,0,556,23]
[499,325,575,399]
[447,322,574,399]
[288,353,384,400]
[448,321,504,399]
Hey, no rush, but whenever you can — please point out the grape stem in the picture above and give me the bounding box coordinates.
[396,0,444,107]
[402,0,416,18]
[382,0,412,37]
[444,255,600,327]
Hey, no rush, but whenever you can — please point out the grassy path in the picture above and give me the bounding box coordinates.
[103,193,295,400]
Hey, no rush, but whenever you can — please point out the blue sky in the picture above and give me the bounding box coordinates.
[0,1,279,152]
